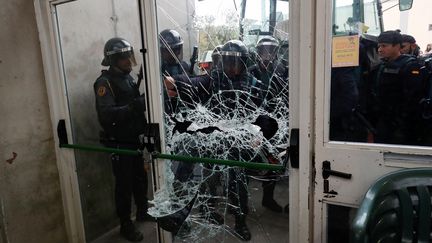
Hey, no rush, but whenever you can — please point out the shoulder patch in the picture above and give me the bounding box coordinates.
[97,86,107,96]
[411,70,420,75]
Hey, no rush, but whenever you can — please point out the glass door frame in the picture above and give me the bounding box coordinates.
[34,0,86,242]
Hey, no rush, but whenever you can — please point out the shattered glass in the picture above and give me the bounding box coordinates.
[149,0,290,241]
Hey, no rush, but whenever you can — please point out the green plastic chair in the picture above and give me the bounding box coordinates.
[351,168,432,243]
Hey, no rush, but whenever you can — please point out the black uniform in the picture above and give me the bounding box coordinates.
[330,67,361,141]
[175,69,263,206]
[248,63,289,111]
[94,67,149,223]
[372,54,424,145]
[248,62,288,213]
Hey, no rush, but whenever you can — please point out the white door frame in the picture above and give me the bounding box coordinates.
[34,0,86,242]
[288,0,316,242]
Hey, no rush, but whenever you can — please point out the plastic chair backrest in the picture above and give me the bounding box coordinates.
[351,168,432,243]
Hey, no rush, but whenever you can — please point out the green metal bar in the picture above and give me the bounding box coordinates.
[60,143,285,171]
[60,143,141,156]
[153,152,284,171]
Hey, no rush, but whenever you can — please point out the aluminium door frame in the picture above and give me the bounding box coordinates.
[34,0,86,242]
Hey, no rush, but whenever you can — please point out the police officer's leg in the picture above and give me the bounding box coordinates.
[228,168,251,241]
[262,171,282,212]
[132,156,154,222]
[200,164,224,225]
[112,153,143,241]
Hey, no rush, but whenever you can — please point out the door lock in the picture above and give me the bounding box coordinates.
[322,160,352,179]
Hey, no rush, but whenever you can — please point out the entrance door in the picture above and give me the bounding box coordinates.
[35,0,159,242]
[313,0,432,242]
[142,0,292,242]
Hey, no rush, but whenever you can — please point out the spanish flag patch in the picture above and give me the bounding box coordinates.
[412,70,420,75]
[97,86,107,96]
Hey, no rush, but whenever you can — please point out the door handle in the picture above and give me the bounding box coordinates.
[288,128,299,168]
[322,160,352,179]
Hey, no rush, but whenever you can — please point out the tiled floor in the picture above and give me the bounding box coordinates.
[92,177,289,243]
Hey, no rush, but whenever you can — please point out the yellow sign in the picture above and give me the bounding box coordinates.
[332,35,360,67]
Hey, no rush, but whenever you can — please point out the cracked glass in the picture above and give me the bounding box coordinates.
[149,0,290,242]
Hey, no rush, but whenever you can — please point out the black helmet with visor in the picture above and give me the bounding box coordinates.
[256,36,279,68]
[159,29,184,64]
[101,37,137,67]
[220,40,249,78]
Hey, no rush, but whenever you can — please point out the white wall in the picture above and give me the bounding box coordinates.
[0,0,67,242]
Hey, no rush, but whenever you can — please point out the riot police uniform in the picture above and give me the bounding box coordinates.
[248,36,288,213]
[372,32,424,145]
[159,29,191,114]
[172,40,260,241]
[94,37,150,242]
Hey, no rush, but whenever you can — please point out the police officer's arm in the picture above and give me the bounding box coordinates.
[164,74,212,102]
[94,80,137,126]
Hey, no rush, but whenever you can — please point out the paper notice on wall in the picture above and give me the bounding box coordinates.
[332,35,360,67]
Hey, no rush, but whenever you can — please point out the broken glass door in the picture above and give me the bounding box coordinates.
[149,0,290,242]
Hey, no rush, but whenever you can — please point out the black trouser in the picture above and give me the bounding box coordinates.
[111,148,148,222]
[228,168,249,215]
[262,171,278,200]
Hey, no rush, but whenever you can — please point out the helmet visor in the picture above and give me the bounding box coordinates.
[257,44,278,62]
[222,56,247,77]
[111,50,137,68]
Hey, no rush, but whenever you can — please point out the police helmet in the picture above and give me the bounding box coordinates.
[101,37,136,67]
[160,29,184,49]
[256,36,279,66]
[220,40,249,77]
[159,29,184,63]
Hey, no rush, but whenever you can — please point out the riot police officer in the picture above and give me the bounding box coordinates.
[165,40,262,241]
[94,37,152,242]
[159,29,192,115]
[159,29,190,76]
[372,31,424,145]
[249,36,289,111]
[248,36,288,213]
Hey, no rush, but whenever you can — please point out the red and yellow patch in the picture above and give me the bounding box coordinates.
[97,86,107,96]
[412,70,420,75]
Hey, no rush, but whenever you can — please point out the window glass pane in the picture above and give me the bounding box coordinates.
[330,0,432,146]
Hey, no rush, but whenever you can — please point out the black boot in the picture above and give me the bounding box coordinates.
[262,181,283,213]
[120,220,143,242]
[234,215,251,241]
